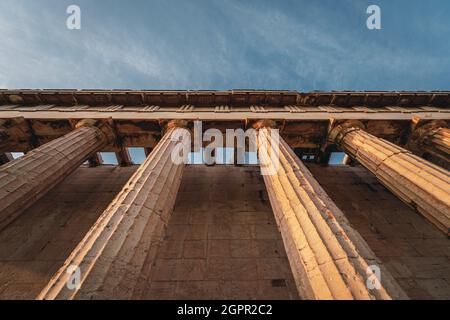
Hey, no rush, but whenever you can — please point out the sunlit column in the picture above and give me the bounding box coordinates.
[329,121,450,236]
[37,121,190,300]
[0,119,111,230]
[256,123,406,300]
[407,120,449,165]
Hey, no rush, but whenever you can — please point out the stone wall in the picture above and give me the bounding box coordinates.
[144,166,298,299]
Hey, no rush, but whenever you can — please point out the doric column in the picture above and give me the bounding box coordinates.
[0,119,112,230]
[37,121,190,300]
[87,153,103,167]
[407,120,449,165]
[329,121,450,236]
[0,152,14,165]
[0,119,15,153]
[0,124,8,152]
[0,118,30,154]
[256,123,406,300]
[116,148,132,166]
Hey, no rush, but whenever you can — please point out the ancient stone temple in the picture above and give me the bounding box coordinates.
[0,89,448,300]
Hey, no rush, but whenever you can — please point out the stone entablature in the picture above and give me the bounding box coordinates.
[1,89,450,108]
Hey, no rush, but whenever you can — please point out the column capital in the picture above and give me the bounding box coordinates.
[0,117,30,154]
[158,119,189,135]
[406,120,449,168]
[166,119,189,129]
[0,117,27,133]
[252,119,278,130]
[328,120,365,145]
[75,119,115,145]
[409,120,448,146]
[74,118,101,129]
[0,117,26,128]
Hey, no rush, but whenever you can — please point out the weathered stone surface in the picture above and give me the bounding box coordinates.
[1,163,447,300]
[421,127,449,161]
[0,120,109,230]
[329,121,450,236]
[37,126,188,299]
[257,127,407,300]
[307,164,450,300]
[407,120,449,169]
[0,118,31,154]
[143,165,298,300]
[0,166,136,299]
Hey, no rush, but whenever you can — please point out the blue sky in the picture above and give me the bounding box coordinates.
[0,0,449,91]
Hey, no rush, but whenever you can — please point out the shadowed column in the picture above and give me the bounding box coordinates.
[0,118,30,155]
[0,152,14,165]
[0,122,8,153]
[329,121,450,236]
[37,121,190,300]
[407,120,449,166]
[0,119,111,230]
[256,123,406,300]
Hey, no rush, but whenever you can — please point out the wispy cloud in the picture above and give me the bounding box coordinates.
[0,0,449,90]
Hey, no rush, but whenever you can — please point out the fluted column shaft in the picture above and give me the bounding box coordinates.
[0,121,109,230]
[330,122,450,236]
[423,127,450,160]
[37,126,189,300]
[257,127,406,300]
[409,122,449,164]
